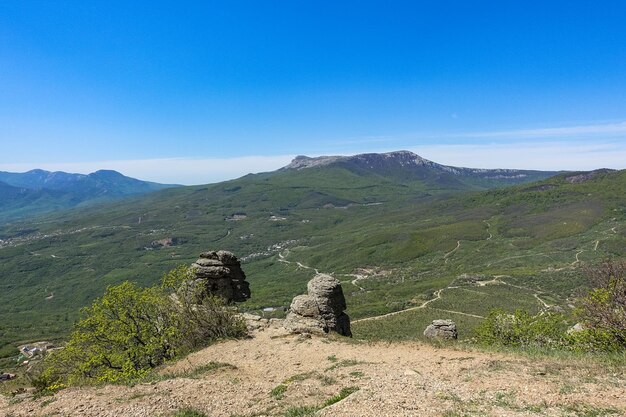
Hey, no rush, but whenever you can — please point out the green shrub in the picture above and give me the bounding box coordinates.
[475,309,569,349]
[37,266,246,387]
[270,383,288,399]
[576,260,626,349]
[567,328,624,353]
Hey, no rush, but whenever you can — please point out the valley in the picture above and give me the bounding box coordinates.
[0,152,624,364]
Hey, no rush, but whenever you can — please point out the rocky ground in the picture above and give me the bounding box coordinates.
[1,323,624,417]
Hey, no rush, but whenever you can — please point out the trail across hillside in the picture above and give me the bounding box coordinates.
[443,240,461,264]
[483,219,493,240]
[352,288,446,323]
[278,245,556,325]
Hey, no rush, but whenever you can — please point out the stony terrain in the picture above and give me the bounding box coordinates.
[2,324,624,417]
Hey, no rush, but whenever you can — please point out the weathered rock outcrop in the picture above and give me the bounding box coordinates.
[183,250,251,303]
[0,372,15,381]
[423,319,458,340]
[284,273,351,336]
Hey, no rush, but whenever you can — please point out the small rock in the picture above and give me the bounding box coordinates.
[423,319,458,340]
[0,372,16,381]
[567,322,585,334]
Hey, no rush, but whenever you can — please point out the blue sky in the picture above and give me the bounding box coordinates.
[1,1,626,184]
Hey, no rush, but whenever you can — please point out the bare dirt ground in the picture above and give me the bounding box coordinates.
[2,325,624,417]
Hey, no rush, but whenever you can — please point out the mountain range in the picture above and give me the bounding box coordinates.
[0,169,179,223]
[0,151,624,360]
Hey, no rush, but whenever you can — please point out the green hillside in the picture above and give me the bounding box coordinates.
[0,157,623,361]
[0,169,179,223]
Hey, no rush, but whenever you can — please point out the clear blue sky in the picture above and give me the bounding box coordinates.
[1,1,626,184]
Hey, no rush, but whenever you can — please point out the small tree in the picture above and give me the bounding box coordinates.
[576,259,626,348]
[39,266,246,387]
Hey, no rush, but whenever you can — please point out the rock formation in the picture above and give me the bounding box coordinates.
[423,319,458,340]
[183,250,251,303]
[284,273,351,336]
[0,372,15,381]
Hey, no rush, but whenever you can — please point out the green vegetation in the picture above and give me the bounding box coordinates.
[0,169,178,224]
[282,406,319,417]
[576,260,626,348]
[353,307,483,342]
[322,386,360,407]
[324,358,365,371]
[170,409,208,417]
[475,309,571,349]
[280,386,360,416]
[0,162,625,363]
[270,384,288,399]
[33,266,246,388]
[474,260,626,353]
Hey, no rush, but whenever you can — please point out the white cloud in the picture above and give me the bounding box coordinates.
[453,121,626,139]
[409,141,626,171]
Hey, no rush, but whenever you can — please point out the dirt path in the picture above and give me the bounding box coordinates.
[572,250,584,266]
[444,240,461,264]
[487,252,559,267]
[533,293,550,309]
[278,251,320,274]
[348,274,366,291]
[353,288,447,323]
[279,248,552,325]
[483,220,493,240]
[3,327,624,417]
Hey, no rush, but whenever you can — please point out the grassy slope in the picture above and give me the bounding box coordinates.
[0,166,625,360]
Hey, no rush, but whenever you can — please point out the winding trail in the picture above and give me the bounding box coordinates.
[278,251,319,274]
[495,277,552,309]
[353,288,446,323]
[487,252,559,267]
[483,220,493,240]
[296,262,319,274]
[572,250,584,266]
[278,244,555,326]
[347,274,366,291]
[443,241,461,264]
[429,307,485,319]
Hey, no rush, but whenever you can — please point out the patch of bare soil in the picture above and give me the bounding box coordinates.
[1,325,624,417]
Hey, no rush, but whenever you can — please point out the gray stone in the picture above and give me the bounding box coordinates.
[289,295,320,317]
[423,319,458,340]
[0,373,15,381]
[183,250,251,303]
[567,322,585,334]
[284,273,351,337]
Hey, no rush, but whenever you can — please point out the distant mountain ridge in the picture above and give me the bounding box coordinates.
[0,169,179,223]
[0,169,176,195]
[283,151,560,189]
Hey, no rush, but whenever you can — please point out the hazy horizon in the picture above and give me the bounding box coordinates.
[1,140,625,186]
[2,2,626,184]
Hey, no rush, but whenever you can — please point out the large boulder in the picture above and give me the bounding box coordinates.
[423,319,458,340]
[184,250,251,303]
[284,274,351,336]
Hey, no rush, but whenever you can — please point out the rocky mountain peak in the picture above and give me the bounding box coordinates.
[284,150,434,171]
